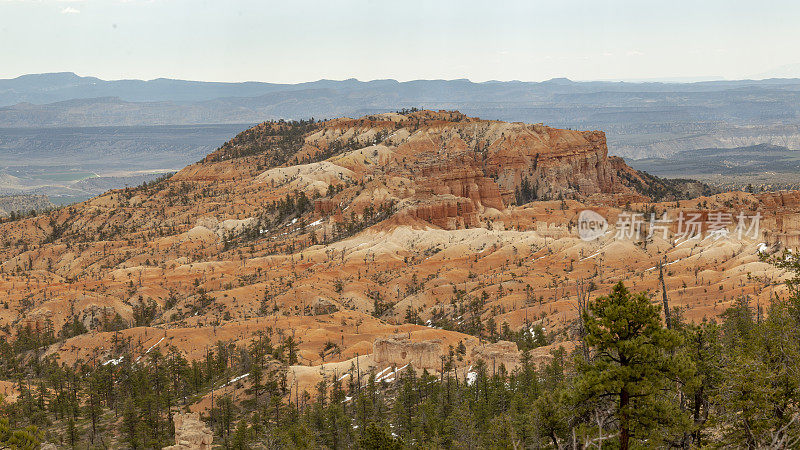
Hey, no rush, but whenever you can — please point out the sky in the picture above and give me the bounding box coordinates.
[1,0,800,83]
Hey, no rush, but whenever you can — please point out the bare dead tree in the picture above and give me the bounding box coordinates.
[575,278,590,361]
[659,259,672,329]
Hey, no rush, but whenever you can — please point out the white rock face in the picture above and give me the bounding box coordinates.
[373,336,443,370]
[256,160,354,194]
[162,412,213,450]
[190,217,257,240]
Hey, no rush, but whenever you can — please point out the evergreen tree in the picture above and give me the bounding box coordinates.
[358,422,402,450]
[576,281,692,449]
[0,416,40,450]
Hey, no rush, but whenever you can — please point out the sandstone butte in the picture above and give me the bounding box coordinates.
[1,109,800,405]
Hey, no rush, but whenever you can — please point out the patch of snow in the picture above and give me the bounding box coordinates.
[645,258,684,272]
[102,356,124,366]
[674,234,701,247]
[580,251,601,261]
[144,337,165,355]
[222,373,249,388]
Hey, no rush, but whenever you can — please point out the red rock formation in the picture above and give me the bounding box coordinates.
[402,197,479,230]
[416,160,505,211]
[757,192,800,247]
[757,191,800,209]
[170,110,651,231]
[375,114,642,228]
[314,198,339,215]
[482,128,630,200]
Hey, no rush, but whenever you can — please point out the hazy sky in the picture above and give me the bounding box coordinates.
[2,0,799,83]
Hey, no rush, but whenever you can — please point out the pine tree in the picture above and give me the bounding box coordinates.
[0,417,40,449]
[576,282,692,449]
[231,419,251,450]
[358,422,402,450]
[122,397,139,449]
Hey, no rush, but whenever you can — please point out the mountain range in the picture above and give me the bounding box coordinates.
[4,73,800,159]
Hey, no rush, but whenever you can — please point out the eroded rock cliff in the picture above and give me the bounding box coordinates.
[194,110,658,231]
[373,336,443,370]
[163,412,213,450]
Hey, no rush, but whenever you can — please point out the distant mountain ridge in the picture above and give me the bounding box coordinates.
[0,72,292,105]
[4,73,800,159]
[4,72,800,107]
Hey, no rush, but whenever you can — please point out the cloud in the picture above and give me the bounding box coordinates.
[626,50,644,57]
[61,5,79,13]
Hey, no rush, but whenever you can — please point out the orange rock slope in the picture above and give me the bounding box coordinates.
[0,110,798,396]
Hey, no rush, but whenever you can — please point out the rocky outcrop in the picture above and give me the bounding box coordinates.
[192,217,257,239]
[482,128,630,200]
[470,341,521,372]
[373,336,443,370]
[469,341,577,372]
[312,297,339,315]
[382,114,645,228]
[163,412,213,450]
[255,161,354,195]
[757,191,800,209]
[402,196,479,230]
[416,161,505,211]
[176,110,654,231]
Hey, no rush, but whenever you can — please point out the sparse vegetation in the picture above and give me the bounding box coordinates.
[0,111,795,448]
